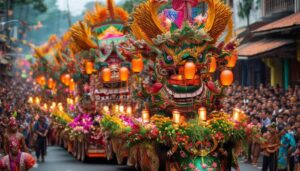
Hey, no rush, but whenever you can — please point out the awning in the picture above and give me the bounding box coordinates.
[238,39,294,58]
[253,12,300,33]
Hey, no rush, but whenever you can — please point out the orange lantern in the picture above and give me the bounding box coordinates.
[85,61,94,75]
[37,75,46,86]
[209,57,217,73]
[102,68,111,82]
[226,53,238,68]
[64,74,71,86]
[69,79,75,91]
[132,56,143,73]
[48,78,55,89]
[184,60,196,80]
[119,66,129,81]
[220,69,234,86]
[60,75,65,84]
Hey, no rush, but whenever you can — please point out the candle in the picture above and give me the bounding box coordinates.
[119,105,124,113]
[142,109,150,123]
[172,109,181,124]
[28,97,33,104]
[35,97,40,105]
[232,108,240,122]
[198,107,207,122]
[126,106,132,116]
[43,103,48,111]
[103,105,109,112]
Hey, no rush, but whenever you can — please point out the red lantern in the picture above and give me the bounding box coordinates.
[102,68,111,82]
[119,67,129,81]
[184,60,196,80]
[226,52,238,68]
[132,56,143,73]
[85,61,94,75]
[220,69,234,86]
[209,57,217,73]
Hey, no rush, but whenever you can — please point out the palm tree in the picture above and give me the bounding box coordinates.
[238,0,260,31]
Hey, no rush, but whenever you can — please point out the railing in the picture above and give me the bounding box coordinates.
[263,0,295,16]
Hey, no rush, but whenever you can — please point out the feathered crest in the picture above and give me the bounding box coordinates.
[69,21,97,53]
[131,0,233,44]
[33,35,59,58]
[84,0,129,26]
[203,0,233,43]
[131,0,167,45]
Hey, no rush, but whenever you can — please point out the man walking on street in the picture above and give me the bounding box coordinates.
[33,115,48,162]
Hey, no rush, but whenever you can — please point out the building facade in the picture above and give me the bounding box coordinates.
[229,0,300,88]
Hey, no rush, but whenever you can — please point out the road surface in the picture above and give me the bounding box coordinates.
[31,147,260,171]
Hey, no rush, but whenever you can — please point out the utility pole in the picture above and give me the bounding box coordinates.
[66,0,72,27]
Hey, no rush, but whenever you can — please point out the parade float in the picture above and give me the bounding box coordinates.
[28,0,258,170]
[98,0,248,170]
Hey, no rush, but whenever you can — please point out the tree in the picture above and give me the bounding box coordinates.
[0,0,47,13]
[238,0,260,31]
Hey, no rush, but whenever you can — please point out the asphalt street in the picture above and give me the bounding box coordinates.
[31,147,260,171]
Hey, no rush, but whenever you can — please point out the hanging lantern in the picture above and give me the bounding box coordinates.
[63,74,71,86]
[36,75,46,86]
[220,69,234,86]
[132,56,143,73]
[198,107,207,122]
[232,108,240,122]
[102,68,111,82]
[60,74,66,84]
[226,53,238,68]
[184,60,196,80]
[85,61,94,75]
[69,79,75,91]
[209,57,217,73]
[142,109,150,123]
[48,78,55,89]
[119,67,129,81]
[172,109,181,124]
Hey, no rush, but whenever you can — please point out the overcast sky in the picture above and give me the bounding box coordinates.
[56,0,124,16]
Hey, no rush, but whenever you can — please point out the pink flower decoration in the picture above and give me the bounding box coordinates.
[212,162,217,168]
[202,164,207,169]
[189,163,195,169]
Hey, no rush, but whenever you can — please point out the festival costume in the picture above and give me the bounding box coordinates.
[4,118,27,154]
[0,138,35,171]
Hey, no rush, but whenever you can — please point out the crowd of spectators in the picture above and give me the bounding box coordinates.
[0,76,36,154]
[224,84,300,171]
